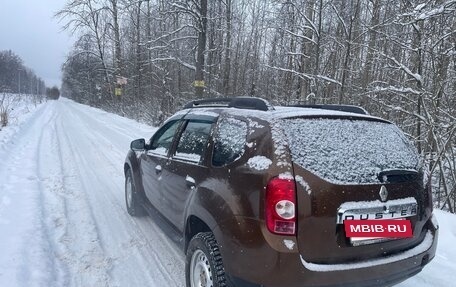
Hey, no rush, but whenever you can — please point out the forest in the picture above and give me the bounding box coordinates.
[0,50,46,95]
[57,0,456,213]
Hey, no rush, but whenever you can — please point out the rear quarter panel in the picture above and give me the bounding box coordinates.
[184,116,299,280]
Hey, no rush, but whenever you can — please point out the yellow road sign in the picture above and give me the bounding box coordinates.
[193,80,205,88]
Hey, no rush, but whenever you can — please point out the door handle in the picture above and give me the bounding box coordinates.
[186,175,196,189]
[155,165,162,174]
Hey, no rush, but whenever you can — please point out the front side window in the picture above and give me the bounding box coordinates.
[212,117,248,166]
[174,120,213,162]
[150,120,181,155]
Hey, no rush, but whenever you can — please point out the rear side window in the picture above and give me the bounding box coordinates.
[282,118,419,184]
[212,118,248,166]
[174,120,213,163]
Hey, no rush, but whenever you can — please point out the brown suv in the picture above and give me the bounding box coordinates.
[124,97,438,287]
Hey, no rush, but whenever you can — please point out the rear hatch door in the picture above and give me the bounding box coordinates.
[282,116,428,264]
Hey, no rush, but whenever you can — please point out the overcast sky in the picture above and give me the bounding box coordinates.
[0,0,75,87]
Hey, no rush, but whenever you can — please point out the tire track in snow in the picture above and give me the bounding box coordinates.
[34,103,68,286]
[63,101,185,262]
[36,103,76,287]
[60,101,185,285]
[54,100,185,286]
[2,99,185,287]
[17,104,59,287]
[59,99,152,141]
[53,108,115,287]
[0,103,63,287]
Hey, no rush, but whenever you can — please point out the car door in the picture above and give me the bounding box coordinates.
[140,120,182,212]
[159,117,215,231]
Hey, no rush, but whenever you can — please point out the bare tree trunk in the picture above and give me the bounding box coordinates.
[412,20,424,154]
[135,1,143,99]
[111,0,123,77]
[299,0,315,102]
[222,0,232,95]
[89,1,112,98]
[361,0,380,99]
[285,4,295,102]
[339,0,360,104]
[312,0,323,103]
[195,0,208,98]
[146,0,152,91]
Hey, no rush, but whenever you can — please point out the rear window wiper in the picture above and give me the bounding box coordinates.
[377,169,418,183]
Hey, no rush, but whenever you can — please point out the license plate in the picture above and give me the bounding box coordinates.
[346,219,413,246]
[345,219,412,237]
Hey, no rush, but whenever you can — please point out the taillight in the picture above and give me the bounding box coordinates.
[265,177,296,235]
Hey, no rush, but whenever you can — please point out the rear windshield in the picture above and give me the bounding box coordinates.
[282,118,419,184]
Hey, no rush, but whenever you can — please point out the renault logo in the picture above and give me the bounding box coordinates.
[379,185,388,202]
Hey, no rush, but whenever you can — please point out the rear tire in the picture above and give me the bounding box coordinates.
[125,168,145,216]
[186,232,228,287]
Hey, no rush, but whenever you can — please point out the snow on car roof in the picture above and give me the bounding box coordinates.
[179,105,388,124]
[270,106,388,122]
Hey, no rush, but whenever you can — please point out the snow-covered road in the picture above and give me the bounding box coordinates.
[1,99,184,287]
[0,98,455,287]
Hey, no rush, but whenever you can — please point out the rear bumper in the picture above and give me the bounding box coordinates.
[219,214,438,287]
[294,230,436,287]
[230,264,423,287]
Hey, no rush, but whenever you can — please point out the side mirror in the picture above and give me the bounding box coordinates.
[130,139,146,151]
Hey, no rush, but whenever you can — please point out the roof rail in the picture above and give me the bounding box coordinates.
[291,104,368,115]
[183,97,273,111]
